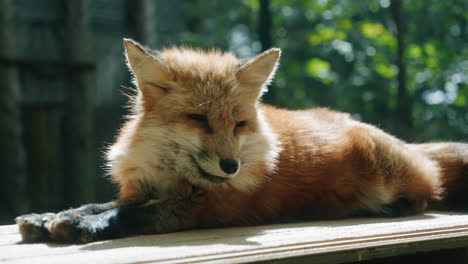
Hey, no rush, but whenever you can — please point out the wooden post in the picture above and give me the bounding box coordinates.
[0,0,30,221]
[63,0,95,205]
[130,0,157,46]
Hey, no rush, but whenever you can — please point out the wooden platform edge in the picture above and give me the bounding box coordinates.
[4,215,468,264]
[159,226,468,264]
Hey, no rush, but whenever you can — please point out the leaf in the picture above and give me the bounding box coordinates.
[337,19,353,30]
[376,63,398,78]
[243,0,259,11]
[424,43,437,56]
[360,23,385,38]
[376,31,397,49]
[407,44,422,59]
[307,25,346,45]
[425,58,438,68]
[306,58,331,83]
[455,93,466,106]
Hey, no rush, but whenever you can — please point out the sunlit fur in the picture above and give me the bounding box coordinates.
[107,41,282,202]
[106,39,466,225]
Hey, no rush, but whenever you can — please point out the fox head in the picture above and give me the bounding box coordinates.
[107,39,282,197]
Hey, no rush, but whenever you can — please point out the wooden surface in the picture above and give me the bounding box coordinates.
[3,212,468,264]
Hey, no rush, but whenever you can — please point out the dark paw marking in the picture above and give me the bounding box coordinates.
[46,216,75,242]
[16,216,45,243]
[381,197,414,218]
[16,213,55,243]
[17,213,95,244]
[45,215,91,243]
[353,197,417,218]
[16,203,117,244]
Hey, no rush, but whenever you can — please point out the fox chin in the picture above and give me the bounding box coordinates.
[16,38,468,244]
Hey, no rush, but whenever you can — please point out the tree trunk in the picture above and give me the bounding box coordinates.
[258,0,276,104]
[259,0,272,51]
[391,0,412,138]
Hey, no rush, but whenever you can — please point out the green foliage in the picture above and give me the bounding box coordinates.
[308,25,346,45]
[376,63,397,79]
[306,58,331,82]
[360,22,385,39]
[181,0,467,141]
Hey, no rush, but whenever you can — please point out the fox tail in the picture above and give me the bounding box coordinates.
[414,142,468,211]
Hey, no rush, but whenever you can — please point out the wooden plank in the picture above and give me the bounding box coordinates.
[2,212,468,264]
[0,225,18,235]
[257,237,468,264]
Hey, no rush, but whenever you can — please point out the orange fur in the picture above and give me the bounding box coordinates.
[106,39,466,228]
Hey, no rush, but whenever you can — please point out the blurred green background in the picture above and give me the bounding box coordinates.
[0,0,466,224]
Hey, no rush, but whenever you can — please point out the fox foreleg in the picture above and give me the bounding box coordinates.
[16,196,199,243]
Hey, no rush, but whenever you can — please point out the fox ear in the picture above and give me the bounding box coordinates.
[237,48,281,98]
[124,38,152,71]
[123,38,173,93]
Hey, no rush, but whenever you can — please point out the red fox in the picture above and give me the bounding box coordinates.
[16,39,468,243]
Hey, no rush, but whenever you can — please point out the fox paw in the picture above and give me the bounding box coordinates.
[16,212,93,244]
[44,214,93,243]
[16,213,55,243]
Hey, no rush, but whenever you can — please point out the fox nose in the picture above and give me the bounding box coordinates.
[219,159,239,174]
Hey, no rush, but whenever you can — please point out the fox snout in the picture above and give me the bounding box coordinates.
[219,159,239,174]
[193,151,241,183]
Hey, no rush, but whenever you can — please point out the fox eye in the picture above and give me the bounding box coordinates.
[187,114,208,123]
[236,121,247,128]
